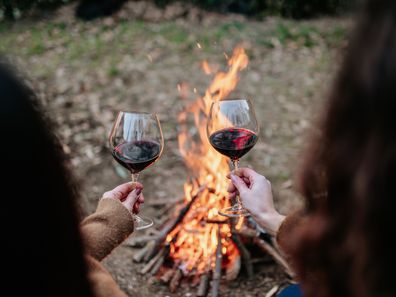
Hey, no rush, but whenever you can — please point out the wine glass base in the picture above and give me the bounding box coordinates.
[218,205,251,218]
[134,216,154,230]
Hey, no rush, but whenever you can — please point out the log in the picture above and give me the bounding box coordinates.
[150,246,169,275]
[140,247,166,274]
[211,230,222,297]
[253,238,294,277]
[160,269,174,284]
[225,253,241,281]
[169,269,183,293]
[231,227,253,278]
[125,235,157,248]
[133,241,155,263]
[196,273,210,297]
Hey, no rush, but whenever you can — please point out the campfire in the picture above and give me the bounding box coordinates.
[129,46,292,296]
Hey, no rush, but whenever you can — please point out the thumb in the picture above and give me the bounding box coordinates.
[230,174,248,193]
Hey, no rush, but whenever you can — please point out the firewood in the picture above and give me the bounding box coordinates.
[145,185,206,261]
[133,241,154,263]
[225,253,241,281]
[197,273,210,297]
[210,230,223,297]
[231,229,253,278]
[253,238,294,278]
[169,269,182,293]
[150,246,169,275]
[159,269,174,284]
[140,247,166,274]
[125,235,157,248]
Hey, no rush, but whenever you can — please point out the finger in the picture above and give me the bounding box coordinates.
[133,202,140,214]
[230,174,248,193]
[131,181,144,190]
[123,188,142,211]
[138,194,145,204]
[227,182,236,193]
[103,182,134,200]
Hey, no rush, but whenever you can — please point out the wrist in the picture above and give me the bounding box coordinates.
[253,211,286,237]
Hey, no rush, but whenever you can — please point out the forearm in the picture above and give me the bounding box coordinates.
[81,198,134,261]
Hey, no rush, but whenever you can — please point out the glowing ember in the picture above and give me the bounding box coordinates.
[169,46,249,275]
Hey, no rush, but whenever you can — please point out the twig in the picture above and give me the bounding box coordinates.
[265,285,280,297]
[211,230,222,297]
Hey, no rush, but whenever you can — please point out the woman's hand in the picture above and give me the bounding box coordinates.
[102,182,145,214]
[227,168,285,236]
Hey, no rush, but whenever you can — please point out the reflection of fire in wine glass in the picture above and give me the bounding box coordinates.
[109,111,164,230]
[207,99,259,217]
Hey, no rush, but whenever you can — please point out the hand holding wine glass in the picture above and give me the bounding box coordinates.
[207,98,259,217]
[109,111,164,230]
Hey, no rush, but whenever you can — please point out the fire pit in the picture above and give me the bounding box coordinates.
[128,46,293,296]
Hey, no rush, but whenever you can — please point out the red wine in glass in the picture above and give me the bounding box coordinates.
[207,98,259,218]
[109,111,164,230]
[112,140,161,174]
[209,128,258,161]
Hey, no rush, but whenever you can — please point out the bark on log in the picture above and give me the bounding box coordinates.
[211,230,222,297]
[169,269,183,293]
[197,273,210,297]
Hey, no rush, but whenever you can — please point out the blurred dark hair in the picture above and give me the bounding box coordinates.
[294,1,396,297]
[0,58,94,297]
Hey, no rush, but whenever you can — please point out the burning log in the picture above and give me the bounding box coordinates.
[210,230,223,297]
[197,273,210,297]
[225,253,241,281]
[144,185,206,261]
[169,269,183,293]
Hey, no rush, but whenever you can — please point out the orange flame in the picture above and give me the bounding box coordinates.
[170,46,249,274]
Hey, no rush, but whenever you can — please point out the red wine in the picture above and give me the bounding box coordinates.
[112,141,161,174]
[209,128,258,160]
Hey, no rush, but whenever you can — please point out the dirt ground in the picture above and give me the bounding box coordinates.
[0,2,349,296]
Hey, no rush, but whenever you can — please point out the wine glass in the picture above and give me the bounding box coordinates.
[109,111,164,230]
[207,98,259,217]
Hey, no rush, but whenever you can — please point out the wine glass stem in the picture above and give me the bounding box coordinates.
[231,159,242,207]
[131,173,140,186]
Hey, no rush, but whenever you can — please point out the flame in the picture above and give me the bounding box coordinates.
[169,46,249,274]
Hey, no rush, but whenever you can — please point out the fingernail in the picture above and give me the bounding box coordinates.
[135,189,142,195]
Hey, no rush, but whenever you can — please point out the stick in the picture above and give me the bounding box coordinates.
[265,285,280,297]
[211,230,222,297]
[150,246,169,275]
[145,185,206,261]
[160,269,174,284]
[231,226,253,278]
[125,235,157,248]
[197,273,210,297]
[225,253,241,281]
[169,269,182,293]
[140,247,166,274]
[253,238,294,277]
[133,241,154,263]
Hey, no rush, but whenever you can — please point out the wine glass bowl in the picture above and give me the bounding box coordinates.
[109,111,164,230]
[207,98,259,217]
